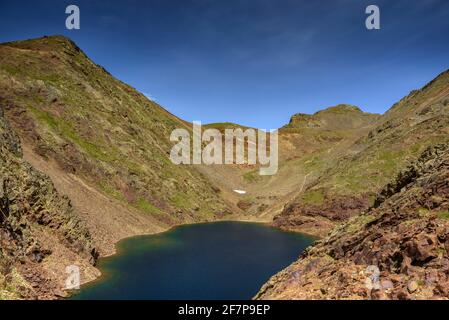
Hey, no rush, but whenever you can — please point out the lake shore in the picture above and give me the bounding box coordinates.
[71,221,315,300]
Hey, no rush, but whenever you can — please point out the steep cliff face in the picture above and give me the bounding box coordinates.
[257,143,449,300]
[0,107,97,299]
[274,70,449,236]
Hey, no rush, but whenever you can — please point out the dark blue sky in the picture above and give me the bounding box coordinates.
[1,0,448,129]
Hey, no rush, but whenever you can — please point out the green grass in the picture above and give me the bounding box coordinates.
[401,219,420,227]
[135,198,163,214]
[376,150,405,173]
[327,148,409,195]
[30,106,58,129]
[29,106,116,162]
[243,169,262,183]
[437,211,449,220]
[302,153,326,172]
[40,73,61,83]
[98,182,125,201]
[1,36,230,224]
[169,193,192,209]
[99,183,165,217]
[2,268,31,296]
[1,65,20,76]
[301,190,325,205]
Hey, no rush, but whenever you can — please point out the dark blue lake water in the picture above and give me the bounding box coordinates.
[73,222,314,300]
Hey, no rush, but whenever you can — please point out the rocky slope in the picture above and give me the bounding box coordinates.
[198,104,380,227]
[274,70,449,236]
[0,107,97,299]
[0,36,231,256]
[2,35,449,300]
[256,143,449,300]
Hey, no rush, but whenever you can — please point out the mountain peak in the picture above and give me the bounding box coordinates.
[1,35,84,56]
[285,104,378,130]
[316,104,363,115]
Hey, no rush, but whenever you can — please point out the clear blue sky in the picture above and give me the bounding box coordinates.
[1,0,448,129]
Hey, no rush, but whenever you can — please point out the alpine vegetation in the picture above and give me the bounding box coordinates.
[170,121,278,175]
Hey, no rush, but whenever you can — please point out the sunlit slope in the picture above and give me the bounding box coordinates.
[0,36,231,253]
[199,105,380,224]
[257,143,449,300]
[274,70,449,236]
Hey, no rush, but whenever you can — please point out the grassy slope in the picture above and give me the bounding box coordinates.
[257,143,449,300]
[2,37,446,239]
[1,35,448,299]
[0,36,231,254]
[274,71,449,236]
[198,103,381,224]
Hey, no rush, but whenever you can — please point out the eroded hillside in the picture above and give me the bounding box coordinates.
[256,143,449,300]
[199,104,380,226]
[0,107,97,299]
[274,70,449,236]
[0,36,231,255]
[1,35,449,300]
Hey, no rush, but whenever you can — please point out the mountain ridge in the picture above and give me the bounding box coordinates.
[274,69,449,237]
[0,35,236,258]
[1,35,449,299]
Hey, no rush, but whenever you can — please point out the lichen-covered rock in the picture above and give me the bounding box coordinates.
[256,143,449,300]
[0,107,97,299]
